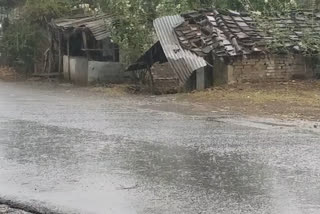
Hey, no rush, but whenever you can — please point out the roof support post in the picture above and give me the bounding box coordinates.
[196,67,205,90]
[147,66,155,94]
[67,37,71,81]
[58,32,62,74]
[82,31,90,60]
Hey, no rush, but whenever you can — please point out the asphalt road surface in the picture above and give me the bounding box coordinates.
[0,81,320,214]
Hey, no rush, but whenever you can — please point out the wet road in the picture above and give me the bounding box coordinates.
[0,81,320,214]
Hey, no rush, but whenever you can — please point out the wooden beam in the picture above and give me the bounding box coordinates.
[82,31,90,59]
[81,48,104,51]
[58,32,62,73]
[67,37,71,81]
[33,72,62,77]
[47,27,53,77]
[112,43,116,62]
[147,66,155,94]
[42,48,49,74]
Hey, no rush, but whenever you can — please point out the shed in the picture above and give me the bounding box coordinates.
[47,13,128,85]
[128,9,320,91]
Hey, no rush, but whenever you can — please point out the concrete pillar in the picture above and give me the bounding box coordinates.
[196,67,205,90]
[227,65,236,84]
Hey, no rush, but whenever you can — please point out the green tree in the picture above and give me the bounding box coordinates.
[23,0,71,24]
[98,0,246,63]
[1,21,41,66]
[1,0,73,68]
[0,0,25,8]
[2,0,319,67]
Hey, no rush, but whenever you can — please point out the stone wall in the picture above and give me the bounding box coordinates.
[216,54,315,84]
[213,58,229,85]
[150,62,180,94]
[88,61,127,84]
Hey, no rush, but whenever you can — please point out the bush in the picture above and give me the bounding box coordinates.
[1,20,44,67]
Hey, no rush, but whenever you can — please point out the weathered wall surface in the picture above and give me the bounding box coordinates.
[226,55,314,84]
[150,62,180,94]
[63,56,88,85]
[88,61,126,84]
[63,57,129,85]
[213,59,229,85]
[63,55,69,80]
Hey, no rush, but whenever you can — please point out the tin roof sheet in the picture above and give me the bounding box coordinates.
[153,15,207,84]
[52,13,112,40]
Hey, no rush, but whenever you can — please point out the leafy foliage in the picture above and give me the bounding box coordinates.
[1,20,43,65]
[99,0,246,63]
[99,0,320,63]
[0,0,24,8]
[2,0,320,66]
[23,0,71,25]
[251,0,320,55]
[0,0,74,67]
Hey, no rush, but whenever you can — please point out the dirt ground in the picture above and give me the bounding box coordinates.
[0,66,24,82]
[89,80,320,121]
[177,80,320,121]
[0,204,31,214]
[1,67,320,121]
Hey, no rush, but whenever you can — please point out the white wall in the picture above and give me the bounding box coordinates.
[63,56,88,85]
[63,56,128,85]
[88,61,125,84]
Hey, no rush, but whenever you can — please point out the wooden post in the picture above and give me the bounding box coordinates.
[147,66,155,94]
[58,32,62,74]
[67,37,71,81]
[196,67,205,90]
[112,43,116,62]
[82,31,90,59]
[42,48,49,74]
[48,49,52,77]
[47,26,53,80]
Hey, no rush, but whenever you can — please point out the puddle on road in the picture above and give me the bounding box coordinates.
[101,140,268,195]
[0,119,319,213]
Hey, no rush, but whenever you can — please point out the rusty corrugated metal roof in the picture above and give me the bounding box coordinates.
[52,13,112,41]
[153,15,207,85]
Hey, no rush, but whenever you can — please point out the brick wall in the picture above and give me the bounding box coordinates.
[150,62,180,94]
[225,54,314,84]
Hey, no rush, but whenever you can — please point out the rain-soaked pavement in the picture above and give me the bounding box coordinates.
[0,81,320,214]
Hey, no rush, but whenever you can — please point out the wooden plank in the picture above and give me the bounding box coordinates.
[33,72,62,77]
[81,48,104,51]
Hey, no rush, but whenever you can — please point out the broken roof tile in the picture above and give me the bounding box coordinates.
[174,9,320,59]
[207,16,216,22]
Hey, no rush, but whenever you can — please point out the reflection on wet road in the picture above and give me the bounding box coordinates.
[0,82,320,214]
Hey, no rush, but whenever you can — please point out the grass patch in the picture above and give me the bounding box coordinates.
[178,81,320,120]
